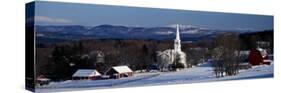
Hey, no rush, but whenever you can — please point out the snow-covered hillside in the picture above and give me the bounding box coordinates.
[36,62,273,92]
[119,62,273,86]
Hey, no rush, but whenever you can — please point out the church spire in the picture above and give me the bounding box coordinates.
[174,24,181,52]
[176,24,180,41]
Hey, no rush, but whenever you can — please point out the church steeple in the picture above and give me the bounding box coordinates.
[174,24,181,52]
[176,24,180,41]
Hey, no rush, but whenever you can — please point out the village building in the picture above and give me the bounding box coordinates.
[36,75,50,86]
[105,66,133,79]
[248,47,271,66]
[256,41,270,49]
[72,69,101,80]
[157,24,187,71]
[89,50,105,63]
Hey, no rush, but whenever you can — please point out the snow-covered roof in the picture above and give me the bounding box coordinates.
[257,47,268,58]
[72,69,101,77]
[112,66,133,73]
[37,78,50,81]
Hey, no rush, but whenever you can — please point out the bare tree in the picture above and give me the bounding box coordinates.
[212,33,241,77]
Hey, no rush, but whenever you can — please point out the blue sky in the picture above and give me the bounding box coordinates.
[33,1,273,31]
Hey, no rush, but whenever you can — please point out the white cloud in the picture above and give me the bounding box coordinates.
[167,24,198,29]
[236,28,255,31]
[27,16,73,24]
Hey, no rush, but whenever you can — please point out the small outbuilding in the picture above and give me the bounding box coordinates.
[36,75,50,86]
[105,66,133,79]
[72,69,101,80]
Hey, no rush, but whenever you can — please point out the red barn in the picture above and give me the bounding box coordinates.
[105,66,133,79]
[248,48,271,66]
[248,49,263,65]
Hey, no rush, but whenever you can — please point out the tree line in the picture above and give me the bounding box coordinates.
[36,30,273,80]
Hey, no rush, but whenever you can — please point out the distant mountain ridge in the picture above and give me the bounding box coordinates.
[35,24,268,43]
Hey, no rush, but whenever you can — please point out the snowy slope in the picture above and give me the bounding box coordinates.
[119,62,273,87]
[36,62,273,92]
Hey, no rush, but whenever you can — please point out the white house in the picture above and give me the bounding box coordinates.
[72,69,101,80]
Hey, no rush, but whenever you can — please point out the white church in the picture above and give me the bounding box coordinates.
[157,24,187,71]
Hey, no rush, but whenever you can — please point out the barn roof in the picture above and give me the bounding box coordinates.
[72,69,101,77]
[112,66,133,73]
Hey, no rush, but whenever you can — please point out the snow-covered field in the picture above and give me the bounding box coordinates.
[36,62,273,92]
